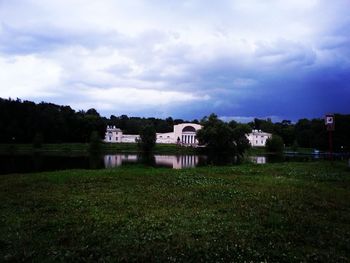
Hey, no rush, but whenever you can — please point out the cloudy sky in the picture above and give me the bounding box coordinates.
[0,0,349,121]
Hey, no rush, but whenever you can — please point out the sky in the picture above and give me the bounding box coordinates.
[0,0,349,122]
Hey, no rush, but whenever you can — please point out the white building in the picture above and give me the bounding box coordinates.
[246,129,272,147]
[104,126,140,143]
[104,123,202,146]
[104,124,271,147]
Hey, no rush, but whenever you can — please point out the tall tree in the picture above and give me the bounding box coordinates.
[138,126,156,153]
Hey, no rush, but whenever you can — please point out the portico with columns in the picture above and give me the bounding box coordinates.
[173,123,202,146]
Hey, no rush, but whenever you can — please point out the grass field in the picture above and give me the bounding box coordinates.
[1,161,349,262]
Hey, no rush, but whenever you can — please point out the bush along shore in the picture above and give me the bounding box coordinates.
[1,161,350,262]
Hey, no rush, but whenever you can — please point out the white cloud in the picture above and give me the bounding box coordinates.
[80,85,209,107]
[233,78,257,88]
[0,55,62,98]
[63,85,210,115]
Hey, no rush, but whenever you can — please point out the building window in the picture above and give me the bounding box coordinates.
[261,140,263,144]
[256,140,258,144]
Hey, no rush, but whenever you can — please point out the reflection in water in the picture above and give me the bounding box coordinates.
[1,152,348,175]
[250,156,267,164]
[205,153,239,166]
[32,153,44,170]
[104,154,136,168]
[156,155,201,169]
[104,154,202,169]
[89,153,104,169]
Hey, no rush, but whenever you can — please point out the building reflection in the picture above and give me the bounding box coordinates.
[249,156,267,164]
[155,155,200,169]
[104,154,201,169]
[104,154,137,168]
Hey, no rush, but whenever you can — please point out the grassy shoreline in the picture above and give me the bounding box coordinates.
[0,143,198,155]
[1,161,349,262]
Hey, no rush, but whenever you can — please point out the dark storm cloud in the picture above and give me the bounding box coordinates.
[0,0,349,120]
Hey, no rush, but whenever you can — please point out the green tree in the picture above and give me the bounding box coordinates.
[232,124,252,155]
[138,126,156,153]
[88,131,102,155]
[196,114,251,155]
[197,114,234,152]
[266,135,284,153]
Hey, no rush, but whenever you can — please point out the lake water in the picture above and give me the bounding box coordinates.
[0,153,347,175]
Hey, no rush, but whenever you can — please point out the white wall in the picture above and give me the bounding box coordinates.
[121,135,140,143]
[156,132,174,144]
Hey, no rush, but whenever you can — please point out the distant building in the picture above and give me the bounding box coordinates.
[104,123,202,145]
[246,129,272,147]
[104,124,271,147]
[104,126,140,143]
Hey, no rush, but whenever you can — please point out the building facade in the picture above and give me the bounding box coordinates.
[104,123,202,145]
[246,129,272,147]
[104,124,272,147]
[104,126,140,143]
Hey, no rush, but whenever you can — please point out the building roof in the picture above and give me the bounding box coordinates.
[106,126,122,132]
[250,129,272,136]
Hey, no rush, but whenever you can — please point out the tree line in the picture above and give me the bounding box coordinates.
[0,98,195,144]
[1,98,349,152]
[245,116,350,151]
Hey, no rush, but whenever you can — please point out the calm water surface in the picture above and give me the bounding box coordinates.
[0,153,346,175]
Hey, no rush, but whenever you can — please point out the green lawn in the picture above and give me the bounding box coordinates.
[1,162,350,262]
